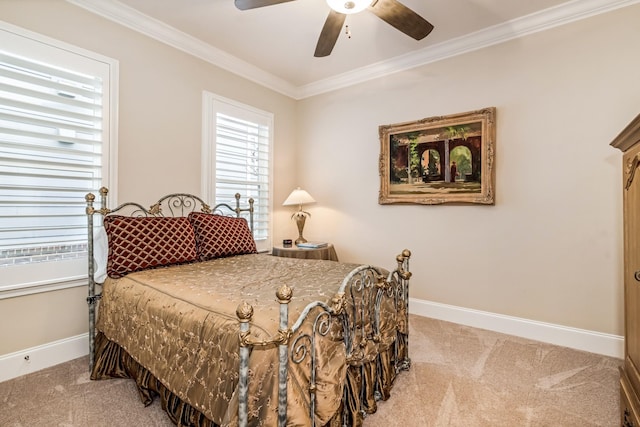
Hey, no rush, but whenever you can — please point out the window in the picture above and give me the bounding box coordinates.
[202,93,273,252]
[0,23,117,297]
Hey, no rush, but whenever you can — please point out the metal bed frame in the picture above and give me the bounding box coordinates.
[85,187,412,427]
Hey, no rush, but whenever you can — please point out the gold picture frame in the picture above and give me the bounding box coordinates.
[379,107,496,205]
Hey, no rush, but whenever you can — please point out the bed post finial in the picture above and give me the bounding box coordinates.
[236,302,254,323]
[276,284,292,304]
[85,192,95,215]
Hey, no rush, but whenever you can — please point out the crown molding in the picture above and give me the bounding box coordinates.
[67,0,640,100]
[66,0,298,99]
[298,0,640,98]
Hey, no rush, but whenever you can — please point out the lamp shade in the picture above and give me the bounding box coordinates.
[326,0,371,14]
[283,187,316,206]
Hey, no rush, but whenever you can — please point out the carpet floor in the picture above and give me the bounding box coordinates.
[0,315,622,426]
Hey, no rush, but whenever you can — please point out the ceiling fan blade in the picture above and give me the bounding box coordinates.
[314,10,346,57]
[368,0,434,40]
[234,0,295,11]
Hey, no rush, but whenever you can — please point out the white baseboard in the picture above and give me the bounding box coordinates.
[0,301,624,384]
[0,333,89,383]
[409,298,624,359]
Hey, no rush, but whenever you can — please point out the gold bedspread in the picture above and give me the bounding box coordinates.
[94,254,370,426]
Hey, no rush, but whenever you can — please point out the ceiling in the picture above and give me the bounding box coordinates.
[69,0,636,98]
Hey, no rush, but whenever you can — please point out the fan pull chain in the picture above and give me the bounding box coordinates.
[345,25,352,39]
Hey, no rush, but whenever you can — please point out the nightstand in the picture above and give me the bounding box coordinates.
[271,244,338,261]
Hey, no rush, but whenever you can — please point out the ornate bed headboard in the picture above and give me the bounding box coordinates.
[86,187,254,224]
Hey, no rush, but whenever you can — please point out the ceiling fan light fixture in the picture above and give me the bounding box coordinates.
[326,0,370,14]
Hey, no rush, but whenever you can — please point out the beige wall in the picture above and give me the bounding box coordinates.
[0,0,298,355]
[0,0,638,357]
[295,4,640,336]
[0,287,87,352]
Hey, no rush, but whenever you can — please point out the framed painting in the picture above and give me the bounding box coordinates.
[378,107,496,205]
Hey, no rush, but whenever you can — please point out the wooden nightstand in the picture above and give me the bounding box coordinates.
[271,244,338,261]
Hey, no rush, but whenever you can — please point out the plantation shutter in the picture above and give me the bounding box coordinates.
[0,51,103,261]
[215,111,270,243]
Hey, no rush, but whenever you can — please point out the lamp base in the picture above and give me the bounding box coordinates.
[293,212,308,246]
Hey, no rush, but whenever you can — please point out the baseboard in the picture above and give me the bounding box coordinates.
[0,301,624,384]
[0,333,89,383]
[409,298,624,359]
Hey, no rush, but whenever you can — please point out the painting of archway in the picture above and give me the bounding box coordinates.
[450,145,472,182]
[379,108,496,205]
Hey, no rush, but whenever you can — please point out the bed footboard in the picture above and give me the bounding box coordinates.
[237,249,412,427]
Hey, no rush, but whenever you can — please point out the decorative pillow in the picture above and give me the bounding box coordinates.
[188,212,257,261]
[103,215,197,278]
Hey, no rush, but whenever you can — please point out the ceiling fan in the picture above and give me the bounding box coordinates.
[234,0,434,57]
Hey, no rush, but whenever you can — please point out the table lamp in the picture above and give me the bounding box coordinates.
[283,187,316,245]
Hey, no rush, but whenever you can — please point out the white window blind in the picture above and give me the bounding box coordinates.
[0,51,103,262]
[202,93,273,252]
[0,23,116,298]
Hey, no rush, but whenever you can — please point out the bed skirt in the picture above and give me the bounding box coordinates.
[90,330,407,427]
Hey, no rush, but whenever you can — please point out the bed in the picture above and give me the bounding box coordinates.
[85,187,412,427]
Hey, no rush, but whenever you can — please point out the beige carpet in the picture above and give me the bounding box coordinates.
[0,315,621,426]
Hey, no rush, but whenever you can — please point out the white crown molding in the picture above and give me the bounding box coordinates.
[298,0,640,97]
[67,0,640,100]
[410,297,624,359]
[65,0,298,99]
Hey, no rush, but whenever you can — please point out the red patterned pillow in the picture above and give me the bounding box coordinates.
[103,216,197,278]
[188,212,257,261]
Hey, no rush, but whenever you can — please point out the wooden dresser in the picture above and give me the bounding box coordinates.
[611,113,640,427]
